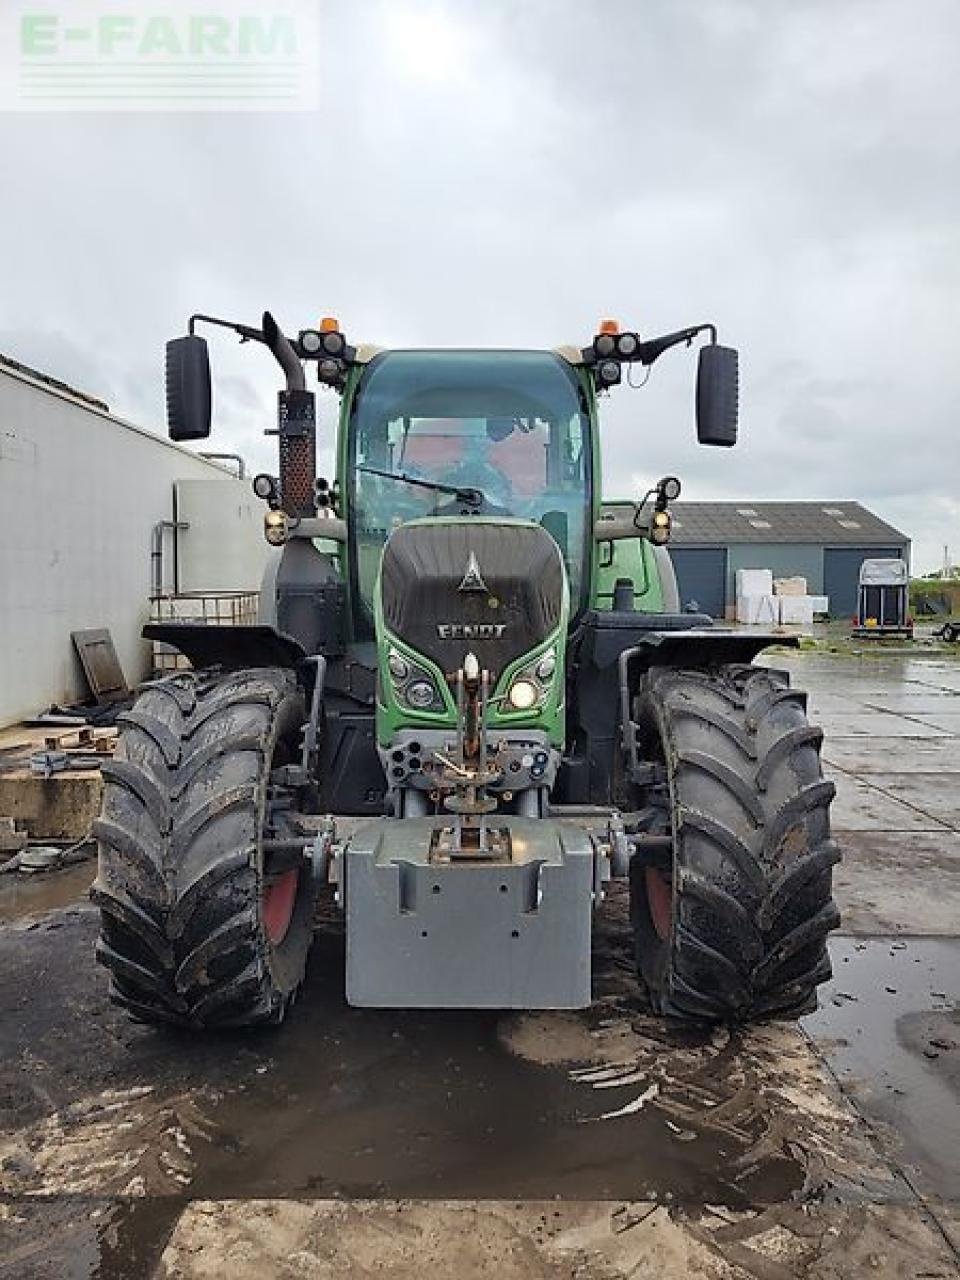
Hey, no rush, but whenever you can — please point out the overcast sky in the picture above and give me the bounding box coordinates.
[1,0,957,571]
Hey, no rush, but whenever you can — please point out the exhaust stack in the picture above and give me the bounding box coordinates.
[262,311,317,518]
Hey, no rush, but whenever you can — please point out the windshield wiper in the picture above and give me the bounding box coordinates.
[357,465,484,509]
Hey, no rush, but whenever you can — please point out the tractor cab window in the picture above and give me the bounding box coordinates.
[347,350,591,638]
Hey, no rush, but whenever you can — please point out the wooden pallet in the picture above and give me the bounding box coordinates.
[43,726,118,754]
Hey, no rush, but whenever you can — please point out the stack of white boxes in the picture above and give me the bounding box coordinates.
[736,572,827,626]
[736,569,778,624]
[775,577,815,626]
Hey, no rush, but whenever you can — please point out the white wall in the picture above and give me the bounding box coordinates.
[0,361,270,726]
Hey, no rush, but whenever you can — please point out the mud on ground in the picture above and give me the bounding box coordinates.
[1,652,959,1278]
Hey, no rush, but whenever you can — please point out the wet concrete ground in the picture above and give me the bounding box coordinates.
[0,651,958,1278]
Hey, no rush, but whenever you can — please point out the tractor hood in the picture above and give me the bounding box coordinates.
[380,518,566,681]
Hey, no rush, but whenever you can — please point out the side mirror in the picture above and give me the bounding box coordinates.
[166,335,212,441]
[696,344,738,447]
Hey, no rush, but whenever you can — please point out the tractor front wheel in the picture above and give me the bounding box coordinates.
[92,666,317,1029]
[628,663,840,1022]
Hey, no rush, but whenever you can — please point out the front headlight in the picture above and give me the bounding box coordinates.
[388,649,409,682]
[405,678,437,709]
[507,679,539,710]
[386,646,443,713]
[535,650,557,681]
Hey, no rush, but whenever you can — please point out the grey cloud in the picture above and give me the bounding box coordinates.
[0,0,957,569]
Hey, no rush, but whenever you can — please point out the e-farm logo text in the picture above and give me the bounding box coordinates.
[1,2,318,111]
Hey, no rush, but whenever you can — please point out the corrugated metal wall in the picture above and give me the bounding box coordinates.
[0,363,269,726]
[670,548,728,617]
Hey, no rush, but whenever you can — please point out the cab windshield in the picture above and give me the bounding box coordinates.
[347,350,591,638]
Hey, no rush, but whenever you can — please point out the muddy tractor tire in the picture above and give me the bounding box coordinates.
[92,667,317,1029]
[628,663,840,1023]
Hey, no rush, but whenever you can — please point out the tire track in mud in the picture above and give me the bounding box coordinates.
[0,1083,221,1198]
[495,1007,957,1277]
[499,1005,904,1210]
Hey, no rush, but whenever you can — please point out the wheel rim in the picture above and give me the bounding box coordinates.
[645,866,673,941]
[262,869,298,946]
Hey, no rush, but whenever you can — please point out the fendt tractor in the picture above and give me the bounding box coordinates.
[92,312,840,1029]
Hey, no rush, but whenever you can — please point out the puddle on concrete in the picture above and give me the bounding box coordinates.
[0,860,95,923]
[804,935,960,1201]
[0,895,828,1211]
[0,1194,183,1280]
[1,902,906,1279]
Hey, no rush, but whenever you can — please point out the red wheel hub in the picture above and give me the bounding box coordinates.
[262,869,298,946]
[645,867,673,941]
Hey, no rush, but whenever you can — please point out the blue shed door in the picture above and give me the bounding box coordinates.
[823,547,902,619]
[670,548,728,618]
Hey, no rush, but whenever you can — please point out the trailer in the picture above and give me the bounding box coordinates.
[853,558,913,638]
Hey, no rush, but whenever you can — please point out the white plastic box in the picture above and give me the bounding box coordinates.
[736,568,773,597]
[778,596,815,625]
[736,594,780,625]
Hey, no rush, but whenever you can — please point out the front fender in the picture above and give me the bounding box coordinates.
[143,623,306,671]
[621,629,798,673]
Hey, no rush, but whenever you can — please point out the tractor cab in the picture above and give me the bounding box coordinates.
[345,349,594,638]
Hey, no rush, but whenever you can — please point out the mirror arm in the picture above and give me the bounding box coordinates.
[185,312,306,391]
[188,313,265,345]
[636,322,717,367]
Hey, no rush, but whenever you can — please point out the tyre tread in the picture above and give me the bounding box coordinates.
[93,666,312,1029]
[633,663,839,1022]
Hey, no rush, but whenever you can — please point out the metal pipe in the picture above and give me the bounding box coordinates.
[547,804,620,818]
[287,516,347,542]
[150,520,189,598]
[261,311,305,391]
[199,452,246,479]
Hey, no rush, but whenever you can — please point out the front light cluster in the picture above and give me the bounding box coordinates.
[649,509,672,545]
[387,648,444,713]
[504,648,558,713]
[296,319,356,390]
[587,324,645,389]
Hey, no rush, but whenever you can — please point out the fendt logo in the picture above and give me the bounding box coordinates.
[457,552,488,594]
[437,623,507,640]
[1,2,318,112]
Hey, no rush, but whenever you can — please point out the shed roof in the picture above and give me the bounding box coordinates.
[0,351,109,412]
[665,501,909,546]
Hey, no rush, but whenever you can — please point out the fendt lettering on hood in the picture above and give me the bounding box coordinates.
[436,623,506,639]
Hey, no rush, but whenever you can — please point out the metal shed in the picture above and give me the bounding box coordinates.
[667,502,910,619]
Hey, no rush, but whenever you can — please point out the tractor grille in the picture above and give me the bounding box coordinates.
[380,520,564,679]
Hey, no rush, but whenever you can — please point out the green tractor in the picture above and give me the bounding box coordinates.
[92,312,839,1028]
